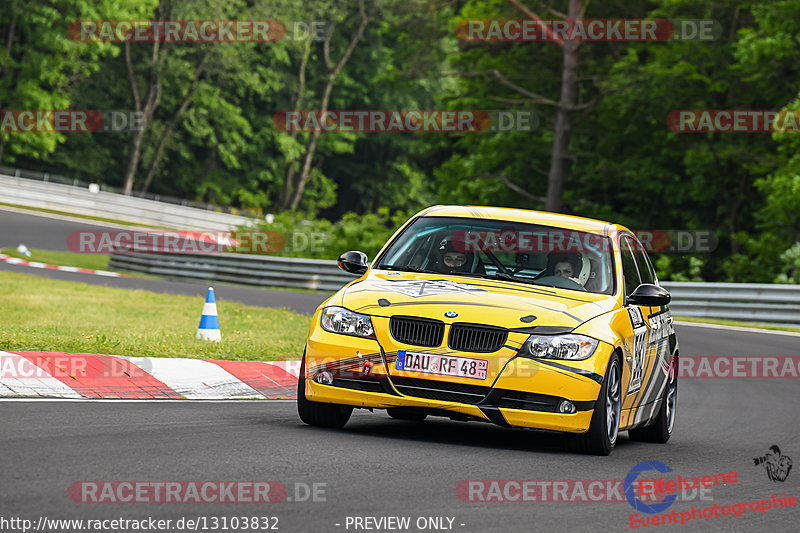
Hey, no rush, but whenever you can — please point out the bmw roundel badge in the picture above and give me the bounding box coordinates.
[444,311,458,318]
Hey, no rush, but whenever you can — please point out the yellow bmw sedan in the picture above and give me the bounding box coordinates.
[297,205,678,455]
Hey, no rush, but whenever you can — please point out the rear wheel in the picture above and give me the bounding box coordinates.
[387,407,427,421]
[569,355,621,456]
[296,354,353,429]
[629,360,677,443]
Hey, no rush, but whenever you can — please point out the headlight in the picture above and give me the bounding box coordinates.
[320,307,375,338]
[519,334,599,361]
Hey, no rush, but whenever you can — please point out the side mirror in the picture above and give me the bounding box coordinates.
[337,250,369,275]
[628,283,671,307]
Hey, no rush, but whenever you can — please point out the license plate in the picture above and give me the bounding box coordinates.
[396,351,488,380]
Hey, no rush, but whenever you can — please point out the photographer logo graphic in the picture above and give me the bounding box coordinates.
[753,445,793,482]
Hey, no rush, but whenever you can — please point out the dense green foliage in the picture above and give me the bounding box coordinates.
[2,0,799,282]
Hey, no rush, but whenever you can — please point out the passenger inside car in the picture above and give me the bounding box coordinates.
[545,252,586,286]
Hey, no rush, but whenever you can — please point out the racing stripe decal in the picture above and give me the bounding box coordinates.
[479,406,510,427]
[532,358,603,384]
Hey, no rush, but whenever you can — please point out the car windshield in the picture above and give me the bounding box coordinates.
[376,216,616,295]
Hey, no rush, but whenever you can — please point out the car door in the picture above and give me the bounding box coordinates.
[631,237,677,405]
[621,234,675,428]
[619,235,649,409]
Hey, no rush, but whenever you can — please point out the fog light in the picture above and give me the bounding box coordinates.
[558,400,576,414]
[314,371,334,385]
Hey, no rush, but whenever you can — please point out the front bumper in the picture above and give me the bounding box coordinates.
[303,325,614,434]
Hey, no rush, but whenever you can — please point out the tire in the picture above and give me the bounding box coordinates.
[569,354,622,456]
[629,360,677,444]
[386,407,427,421]
[296,354,353,429]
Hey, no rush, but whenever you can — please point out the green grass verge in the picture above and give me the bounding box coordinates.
[0,271,310,361]
[2,247,110,271]
[0,202,166,228]
[674,315,800,333]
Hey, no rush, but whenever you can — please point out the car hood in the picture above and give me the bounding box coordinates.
[340,271,618,330]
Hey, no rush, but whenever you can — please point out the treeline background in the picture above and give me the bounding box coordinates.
[1,0,799,282]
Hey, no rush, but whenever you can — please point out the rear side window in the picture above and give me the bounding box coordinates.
[620,236,641,296]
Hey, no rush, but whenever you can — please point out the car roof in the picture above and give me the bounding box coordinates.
[417,205,625,236]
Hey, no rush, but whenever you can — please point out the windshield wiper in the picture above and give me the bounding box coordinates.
[477,271,563,289]
[376,264,436,273]
[447,271,537,285]
[492,272,542,285]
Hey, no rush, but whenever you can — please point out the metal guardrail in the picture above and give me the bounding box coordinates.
[0,173,252,231]
[661,281,800,327]
[109,252,800,326]
[109,252,351,292]
[0,166,262,218]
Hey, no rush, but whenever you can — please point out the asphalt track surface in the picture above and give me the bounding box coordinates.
[2,207,800,532]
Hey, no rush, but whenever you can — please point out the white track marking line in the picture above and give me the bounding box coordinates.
[0,253,121,277]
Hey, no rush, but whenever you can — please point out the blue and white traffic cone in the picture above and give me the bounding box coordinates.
[196,287,221,342]
[16,244,31,257]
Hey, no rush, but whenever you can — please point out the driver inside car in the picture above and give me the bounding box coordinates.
[432,239,483,274]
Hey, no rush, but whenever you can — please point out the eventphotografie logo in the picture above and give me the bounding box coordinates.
[625,461,735,514]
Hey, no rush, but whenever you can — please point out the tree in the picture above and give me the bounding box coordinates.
[279,0,369,210]
[0,0,152,164]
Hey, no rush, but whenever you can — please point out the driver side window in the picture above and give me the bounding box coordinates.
[620,236,641,297]
[632,240,656,285]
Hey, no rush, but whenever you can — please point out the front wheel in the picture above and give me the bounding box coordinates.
[569,355,622,456]
[296,356,353,429]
